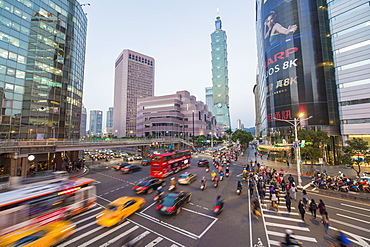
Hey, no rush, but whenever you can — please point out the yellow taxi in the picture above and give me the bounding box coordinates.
[96,196,145,227]
[0,220,75,247]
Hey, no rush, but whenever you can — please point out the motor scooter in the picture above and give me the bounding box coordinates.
[200,183,206,190]
[154,192,164,202]
[213,201,224,215]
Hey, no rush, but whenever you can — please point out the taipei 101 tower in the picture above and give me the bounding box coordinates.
[211,12,231,129]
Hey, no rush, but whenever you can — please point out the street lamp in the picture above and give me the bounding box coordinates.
[209,131,214,148]
[274,113,313,188]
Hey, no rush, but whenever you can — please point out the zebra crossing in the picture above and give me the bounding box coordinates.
[57,205,184,247]
[261,189,317,246]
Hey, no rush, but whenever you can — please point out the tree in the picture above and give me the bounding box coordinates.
[342,138,369,178]
[196,135,207,146]
[231,129,254,145]
[298,128,329,174]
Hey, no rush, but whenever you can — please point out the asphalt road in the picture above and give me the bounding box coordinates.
[57,154,370,247]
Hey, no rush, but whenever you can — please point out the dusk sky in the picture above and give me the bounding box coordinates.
[82,0,257,129]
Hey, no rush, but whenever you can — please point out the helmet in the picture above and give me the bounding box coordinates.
[171,177,175,180]
[286,229,293,235]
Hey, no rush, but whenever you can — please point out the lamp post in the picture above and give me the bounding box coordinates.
[192,110,195,144]
[274,114,313,188]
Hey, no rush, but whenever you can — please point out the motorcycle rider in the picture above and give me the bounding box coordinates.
[216,195,224,209]
[285,229,300,246]
[225,166,230,175]
[211,171,217,181]
[201,176,207,185]
[237,180,243,191]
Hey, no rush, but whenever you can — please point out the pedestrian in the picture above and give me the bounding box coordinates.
[291,184,297,200]
[287,160,290,167]
[302,190,310,206]
[259,153,263,160]
[258,187,265,203]
[322,211,330,234]
[309,199,317,219]
[288,174,294,184]
[298,200,306,222]
[249,180,254,196]
[318,199,327,220]
[271,191,278,208]
[281,180,286,192]
[284,192,292,212]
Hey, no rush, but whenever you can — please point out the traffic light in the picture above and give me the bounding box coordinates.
[300,140,305,147]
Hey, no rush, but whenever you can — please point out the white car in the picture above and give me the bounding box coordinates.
[125,156,134,161]
[177,172,197,185]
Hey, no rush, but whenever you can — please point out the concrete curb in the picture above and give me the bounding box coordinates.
[69,166,90,179]
[318,189,370,203]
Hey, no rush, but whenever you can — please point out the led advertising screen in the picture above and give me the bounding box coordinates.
[259,0,331,127]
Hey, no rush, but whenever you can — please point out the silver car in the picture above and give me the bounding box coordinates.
[178,172,197,185]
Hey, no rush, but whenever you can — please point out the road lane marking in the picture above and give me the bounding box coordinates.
[265,222,310,231]
[302,183,311,189]
[268,240,281,246]
[144,237,163,247]
[182,207,217,219]
[72,207,101,220]
[336,214,370,225]
[97,195,112,203]
[79,221,132,247]
[198,217,218,238]
[141,201,156,213]
[266,231,317,242]
[330,218,370,233]
[341,203,370,212]
[122,231,150,247]
[263,214,303,222]
[136,212,198,239]
[57,225,105,246]
[126,219,185,247]
[326,205,370,218]
[98,225,139,247]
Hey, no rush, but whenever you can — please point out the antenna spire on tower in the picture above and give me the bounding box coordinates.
[216,7,220,16]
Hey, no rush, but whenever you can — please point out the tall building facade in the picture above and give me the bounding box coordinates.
[89,110,102,136]
[205,87,213,109]
[327,0,370,143]
[211,16,231,130]
[113,50,154,137]
[0,0,87,140]
[80,105,87,137]
[255,0,341,161]
[136,90,220,138]
[106,107,113,135]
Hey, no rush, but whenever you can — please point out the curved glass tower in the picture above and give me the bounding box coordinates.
[211,16,231,130]
[0,0,87,139]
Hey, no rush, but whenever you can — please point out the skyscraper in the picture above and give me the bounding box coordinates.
[0,0,87,139]
[80,106,87,137]
[205,87,213,110]
[211,15,231,129]
[328,1,370,143]
[113,50,154,137]
[89,110,103,136]
[106,107,113,135]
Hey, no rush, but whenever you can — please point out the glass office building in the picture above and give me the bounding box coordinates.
[0,0,87,139]
[211,16,231,130]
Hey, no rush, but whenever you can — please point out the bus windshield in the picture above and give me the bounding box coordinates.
[151,156,162,161]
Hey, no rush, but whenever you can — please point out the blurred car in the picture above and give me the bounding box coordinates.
[113,152,122,158]
[141,160,150,166]
[363,172,370,177]
[132,178,166,194]
[134,155,143,160]
[178,172,197,185]
[197,159,209,167]
[112,163,130,171]
[121,165,142,174]
[156,191,192,215]
[124,156,134,162]
[96,197,145,227]
[0,220,75,247]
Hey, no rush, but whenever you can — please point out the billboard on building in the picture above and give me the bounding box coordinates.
[259,0,330,127]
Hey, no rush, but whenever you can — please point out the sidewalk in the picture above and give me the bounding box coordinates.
[237,147,370,179]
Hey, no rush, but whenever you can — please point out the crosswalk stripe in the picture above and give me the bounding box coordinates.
[74,221,98,233]
[267,231,317,242]
[74,213,98,225]
[57,225,105,247]
[264,214,303,222]
[341,203,370,212]
[337,213,370,224]
[72,207,101,220]
[123,231,150,246]
[331,218,370,233]
[80,221,131,247]
[268,239,281,246]
[144,237,163,247]
[98,225,139,247]
[265,222,310,231]
[170,245,179,247]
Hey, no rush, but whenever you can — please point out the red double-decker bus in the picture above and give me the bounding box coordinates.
[150,150,191,178]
